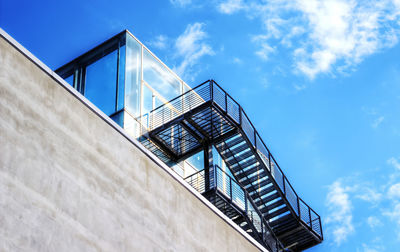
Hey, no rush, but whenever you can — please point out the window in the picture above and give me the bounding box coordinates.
[64,75,74,86]
[85,50,118,116]
[125,35,141,117]
[143,48,181,101]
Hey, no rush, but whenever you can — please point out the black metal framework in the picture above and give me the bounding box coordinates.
[185,165,285,251]
[55,31,126,116]
[140,80,323,251]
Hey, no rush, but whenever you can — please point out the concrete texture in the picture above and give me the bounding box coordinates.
[0,32,263,252]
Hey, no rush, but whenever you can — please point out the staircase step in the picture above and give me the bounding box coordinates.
[246,178,272,192]
[251,184,275,199]
[264,205,289,219]
[226,149,254,163]
[239,172,266,186]
[236,165,264,180]
[259,191,280,204]
[222,142,248,157]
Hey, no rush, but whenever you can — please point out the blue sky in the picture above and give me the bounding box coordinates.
[2,0,400,251]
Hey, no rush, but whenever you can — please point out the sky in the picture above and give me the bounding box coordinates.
[1,0,400,251]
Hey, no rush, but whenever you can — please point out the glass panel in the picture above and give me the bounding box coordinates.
[186,150,204,171]
[110,110,124,127]
[64,75,74,86]
[143,48,181,101]
[85,50,118,116]
[117,45,126,111]
[125,35,141,117]
[212,146,235,179]
[142,84,153,116]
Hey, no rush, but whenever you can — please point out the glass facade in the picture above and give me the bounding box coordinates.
[85,50,118,116]
[56,30,196,177]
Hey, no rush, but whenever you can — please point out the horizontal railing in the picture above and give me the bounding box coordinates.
[185,165,284,252]
[147,80,322,240]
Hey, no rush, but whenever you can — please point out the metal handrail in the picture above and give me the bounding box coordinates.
[187,165,284,251]
[148,80,322,239]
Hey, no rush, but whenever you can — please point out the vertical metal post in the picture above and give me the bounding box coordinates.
[239,106,242,126]
[309,207,312,228]
[229,177,232,202]
[245,195,248,213]
[204,144,213,191]
[225,92,228,113]
[283,175,286,195]
[210,80,214,101]
[254,131,257,148]
[297,197,301,219]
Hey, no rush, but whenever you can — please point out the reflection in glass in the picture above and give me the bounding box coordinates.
[186,150,204,171]
[143,48,181,101]
[85,50,118,116]
[117,45,126,111]
[125,35,141,117]
[65,75,74,86]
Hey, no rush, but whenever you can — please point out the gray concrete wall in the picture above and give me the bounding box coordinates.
[0,31,264,252]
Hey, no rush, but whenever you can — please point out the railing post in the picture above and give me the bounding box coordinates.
[245,196,248,213]
[254,131,257,148]
[308,207,312,228]
[319,216,323,239]
[225,92,228,113]
[283,175,286,195]
[210,81,213,101]
[229,177,232,202]
[297,197,301,219]
[239,106,242,126]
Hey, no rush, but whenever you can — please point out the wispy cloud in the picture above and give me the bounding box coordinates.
[383,202,400,238]
[367,216,383,229]
[388,183,400,199]
[173,22,214,80]
[170,0,192,7]
[218,0,244,14]
[232,57,242,64]
[217,0,400,79]
[326,180,355,245]
[388,157,400,170]
[355,186,382,205]
[372,116,385,128]
[148,35,168,50]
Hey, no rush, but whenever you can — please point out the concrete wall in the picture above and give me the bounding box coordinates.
[0,31,264,252]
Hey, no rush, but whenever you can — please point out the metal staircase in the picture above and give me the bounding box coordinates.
[138,80,323,251]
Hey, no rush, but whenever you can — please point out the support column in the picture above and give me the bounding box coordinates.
[204,143,214,191]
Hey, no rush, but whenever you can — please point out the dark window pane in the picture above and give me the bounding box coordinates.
[64,75,74,86]
[85,50,118,116]
[110,110,124,127]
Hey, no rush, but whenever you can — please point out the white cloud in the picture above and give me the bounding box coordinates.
[149,35,168,50]
[173,22,214,80]
[367,216,383,229]
[326,180,355,245]
[388,183,400,198]
[361,243,385,252]
[220,0,400,79]
[170,0,192,7]
[388,157,400,170]
[232,57,242,64]
[383,202,400,238]
[372,116,385,128]
[218,0,244,14]
[356,187,382,205]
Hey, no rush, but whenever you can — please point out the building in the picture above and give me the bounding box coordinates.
[0,28,322,251]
